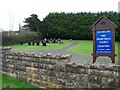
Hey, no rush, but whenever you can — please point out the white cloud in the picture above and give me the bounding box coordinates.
[0,0,119,30]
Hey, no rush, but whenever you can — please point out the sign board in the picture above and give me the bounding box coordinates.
[96,30,112,54]
[91,16,117,63]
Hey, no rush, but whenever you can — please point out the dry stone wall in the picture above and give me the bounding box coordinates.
[1,47,120,88]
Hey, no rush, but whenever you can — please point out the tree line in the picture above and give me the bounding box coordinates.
[23,12,120,41]
[3,11,119,46]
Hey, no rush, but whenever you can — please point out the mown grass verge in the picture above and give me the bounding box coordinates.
[2,73,38,89]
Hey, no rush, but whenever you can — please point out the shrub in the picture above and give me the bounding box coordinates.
[2,31,39,46]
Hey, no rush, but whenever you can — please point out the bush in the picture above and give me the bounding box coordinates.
[2,31,39,46]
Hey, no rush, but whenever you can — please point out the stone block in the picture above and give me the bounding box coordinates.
[88,83,100,88]
[99,70,113,77]
[88,76,102,84]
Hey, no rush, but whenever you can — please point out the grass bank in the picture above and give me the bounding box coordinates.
[2,73,38,89]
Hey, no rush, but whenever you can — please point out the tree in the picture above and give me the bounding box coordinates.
[44,12,119,40]
[23,14,41,32]
[23,12,119,40]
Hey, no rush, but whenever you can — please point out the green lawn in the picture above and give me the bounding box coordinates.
[9,40,72,52]
[0,73,2,90]
[68,40,92,54]
[68,40,119,56]
[2,73,38,89]
[7,40,119,57]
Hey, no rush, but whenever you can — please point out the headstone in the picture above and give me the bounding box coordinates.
[50,38,52,43]
[28,41,31,45]
[44,38,47,42]
[20,41,23,45]
[36,41,40,46]
[69,39,72,42]
[41,40,43,44]
[43,41,46,46]
[56,40,58,43]
[32,41,35,45]
[60,40,63,44]
[58,38,61,43]
[91,16,117,63]
[53,38,56,43]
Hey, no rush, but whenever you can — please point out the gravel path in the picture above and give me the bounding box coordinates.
[31,42,120,65]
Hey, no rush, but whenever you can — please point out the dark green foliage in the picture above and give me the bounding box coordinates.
[23,14,41,32]
[23,12,119,41]
[2,31,38,46]
[43,12,119,40]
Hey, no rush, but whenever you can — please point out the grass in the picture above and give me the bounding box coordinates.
[7,40,119,57]
[0,73,2,90]
[2,73,38,89]
[68,40,119,56]
[68,40,92,54]
[9,40,72,52]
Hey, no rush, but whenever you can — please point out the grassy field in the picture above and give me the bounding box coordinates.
[7,40,119,56]
[68,40,92,54]
[0,73,1,90]
[9,40,72,52]
[2,73,38,89]
[68,40,119,55]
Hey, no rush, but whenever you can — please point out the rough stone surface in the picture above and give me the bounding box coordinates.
[1,47,120,89]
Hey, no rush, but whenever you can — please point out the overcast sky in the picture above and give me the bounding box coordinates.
[0,0,119,31]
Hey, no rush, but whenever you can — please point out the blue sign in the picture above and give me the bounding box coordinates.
[96,30,112,54]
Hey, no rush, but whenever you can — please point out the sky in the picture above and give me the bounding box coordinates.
[0,0,120,31]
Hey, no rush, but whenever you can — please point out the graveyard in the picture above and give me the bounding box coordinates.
[1,12,120,89]
[1,39,120,89]
[8,40,119,56]
[9,40,73,52]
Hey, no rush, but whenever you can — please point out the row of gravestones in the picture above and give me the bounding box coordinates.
[20,38,64,46]
[27,41,46,46]
[44,38,63,44]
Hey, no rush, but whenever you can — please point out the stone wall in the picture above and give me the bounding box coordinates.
[1,47,120,88]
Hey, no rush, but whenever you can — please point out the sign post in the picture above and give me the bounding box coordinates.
[91,16,117,63]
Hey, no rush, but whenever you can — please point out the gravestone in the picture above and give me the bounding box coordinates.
[36,41,40,46]
[50,38,52,43]
[43,41,46,46]
[53,38,56,43]
[41,40,43,44]
[28,41,31,45]
[60,40,63,44]
[32,41,35,45]
[20,41,23,45]
[91,16,117,63]
[58,38,61,43]
[69,39,72,42]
